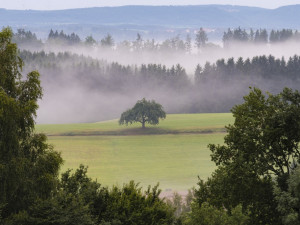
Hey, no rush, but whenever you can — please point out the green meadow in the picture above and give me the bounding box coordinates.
[36,113,233,191]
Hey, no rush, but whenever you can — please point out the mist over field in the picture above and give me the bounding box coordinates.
[11,19,300,124]
[18,38,300,124]
[0,5,297,124]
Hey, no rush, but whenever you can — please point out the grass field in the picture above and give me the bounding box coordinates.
[36,113,233,191]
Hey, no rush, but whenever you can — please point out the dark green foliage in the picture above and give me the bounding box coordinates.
[195,166,278,224]
[0,27,63,220]
[274,166,300,225]
[5,164,175,225]
[119,98,166,128]
[59,165,112,224]
[60,165,108,208]
[210,87,300,179]
[8,192,95,225]
[183,203,249,225]
[100,181,174,225]
[60,167,175,225]
[195,87,300,224]
[9,165,104,225]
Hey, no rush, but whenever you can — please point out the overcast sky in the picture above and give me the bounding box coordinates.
[0,0,299,10]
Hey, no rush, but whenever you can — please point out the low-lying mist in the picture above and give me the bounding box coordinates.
[19,40,300,124]
[37,40,300,74]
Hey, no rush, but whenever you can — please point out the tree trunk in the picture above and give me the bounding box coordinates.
[141,117,146,128]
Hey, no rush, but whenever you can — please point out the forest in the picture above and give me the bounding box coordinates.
[19,48,300,123]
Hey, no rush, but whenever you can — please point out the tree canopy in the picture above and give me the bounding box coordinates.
[0,27,63,220]
[275,166,300,225]
[119,98,166,128]
[195,87,300,224]
[210,87,300,181]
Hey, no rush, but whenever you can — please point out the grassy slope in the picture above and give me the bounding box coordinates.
[36,113,233,135]
[36,113,233,191]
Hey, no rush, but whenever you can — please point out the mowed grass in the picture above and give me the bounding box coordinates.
[36,113,233,191]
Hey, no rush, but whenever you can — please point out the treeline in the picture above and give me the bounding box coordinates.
[195,55,300,82]
[223,27,300,45]
[48,29,81,45]
[14,27,300,53]
[14,28,202,53]
[21,49,300,86]
[12,29,43,48]
[19,50,190,94]
[19,50,300,115]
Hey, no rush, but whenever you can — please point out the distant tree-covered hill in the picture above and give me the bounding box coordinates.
[1,5,300,28]
[1,5,300,40]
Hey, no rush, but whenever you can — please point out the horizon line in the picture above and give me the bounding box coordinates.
[0,4,298,11]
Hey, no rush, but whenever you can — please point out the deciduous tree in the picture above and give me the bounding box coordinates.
[119,98,166,128]
[196,87,300,224]
[210,87,300,182]
[0,27,63,220]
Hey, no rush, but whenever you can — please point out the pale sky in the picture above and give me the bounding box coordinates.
[0,0,299,10]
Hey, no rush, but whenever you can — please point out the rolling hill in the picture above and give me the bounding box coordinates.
[1,5,300,40]
[1,5,300,28]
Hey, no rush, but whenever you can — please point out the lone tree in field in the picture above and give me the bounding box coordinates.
[119,98,166,128]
